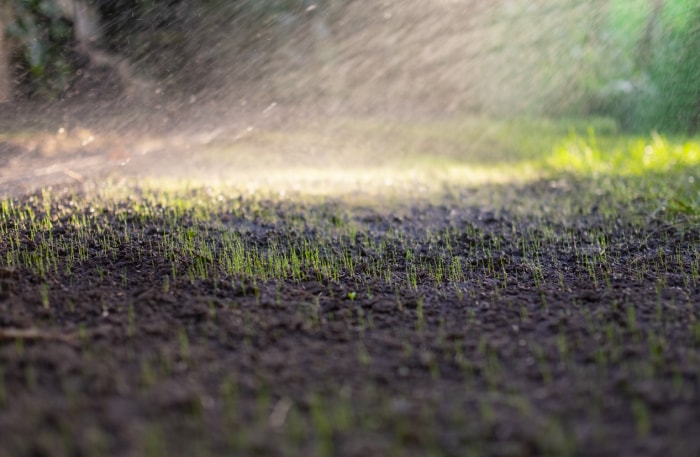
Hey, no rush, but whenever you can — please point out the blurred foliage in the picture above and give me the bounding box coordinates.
[0,0,698,134]
[2,0,319,98]
[6,0,78,98]
[648,1,700,134]
[588,0,700,133]
[489,0,699,134]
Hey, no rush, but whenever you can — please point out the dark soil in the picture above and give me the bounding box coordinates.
[0,106,699,457]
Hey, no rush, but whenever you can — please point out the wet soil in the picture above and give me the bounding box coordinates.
[0,108,699,457]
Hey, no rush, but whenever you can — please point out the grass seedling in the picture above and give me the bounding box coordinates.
[309,394,335,457]
[40,283,50,309]
[0,367,5,407]
[177,328,191,363]
[356,342,371,367]
[415,295,425,332]
[631,398,651,438]
[127,303,136,338]
[141,425,167,457]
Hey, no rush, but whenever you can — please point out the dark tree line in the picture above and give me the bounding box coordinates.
[0,0,317,100]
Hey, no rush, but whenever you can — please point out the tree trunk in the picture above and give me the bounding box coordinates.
[636,0,664,73]
[0,4,11,102]
[689,98,700,136]
[55,0,102,45]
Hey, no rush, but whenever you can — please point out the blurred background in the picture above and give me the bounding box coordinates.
[0,0,698,134]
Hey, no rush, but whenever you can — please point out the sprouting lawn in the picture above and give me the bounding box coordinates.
[0,117,698,457]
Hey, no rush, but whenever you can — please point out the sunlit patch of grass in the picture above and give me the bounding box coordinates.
[180,117,697,209]
[546,131,700,218]
[548,131,700,176]
[669,192,700,216]
[152,116,624,194]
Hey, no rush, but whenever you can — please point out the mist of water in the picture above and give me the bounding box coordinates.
[1,0,687,194]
